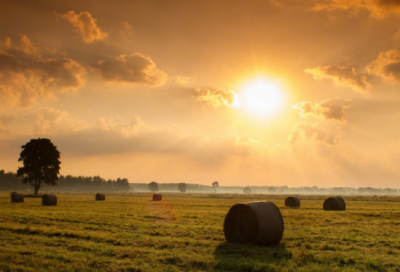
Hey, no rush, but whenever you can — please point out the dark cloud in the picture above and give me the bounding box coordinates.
[193,89,241,108]
[305,64,371,92]
[367,49,400,81]
[0,36,86,108]
[59,11,107,43]
[293,98,352,123]
[91,53,167,87]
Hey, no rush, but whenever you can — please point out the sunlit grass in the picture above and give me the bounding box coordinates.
[1,193,400,271]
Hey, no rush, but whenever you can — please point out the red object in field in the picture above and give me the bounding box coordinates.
[153,194,162,201]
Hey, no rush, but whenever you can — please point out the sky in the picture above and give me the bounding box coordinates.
[1,0,400,188]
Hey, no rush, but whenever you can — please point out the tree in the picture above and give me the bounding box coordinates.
[212,181,219,193]
[148,181,159,192]
[243,187,251,194]
[116,178,130,191]
[17,138,61,195]
[178,183,186,193]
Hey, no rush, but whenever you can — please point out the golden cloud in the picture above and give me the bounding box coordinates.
[312,0,400,18]
[99,115,143,137]
[49,118,255,162]
[0,36,86,108]
[60,11,107,43]
[0,107,88,135]
[293,98,352,123]
[288,122,340,145]
[367,49,400,82]
[91,53,167,87]
[305,65,371,92]
[193,89,241,108]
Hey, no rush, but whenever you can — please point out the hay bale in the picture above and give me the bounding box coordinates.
[323,196,346,211]
[223,201,284,246]
[153,194,162,201]
[10,192,24,203]
[95,193,106,201]
[285,196,300,208]
[42,194,57,206]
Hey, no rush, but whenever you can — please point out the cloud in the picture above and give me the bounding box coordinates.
[312,0,400,18]
[174,75,194,85]
[49,119,255,163]
[293,98,352,123]
[0,37,11,48]
[28,108,88,134]
[3,110,255,162]
[59,11,107,43]
[99,115,143,137]
[91,53,167,87]
[0,107,88,135]
[56,129,252,161]
[0,36,86,108]
[290,97,350,145]
[193,89,241,108]
[305,64,371,92]
[367,49,400,82]
[288,122,340,145]
[120,22,132,31]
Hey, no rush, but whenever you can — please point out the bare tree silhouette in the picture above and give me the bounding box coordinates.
[212,181,219,193]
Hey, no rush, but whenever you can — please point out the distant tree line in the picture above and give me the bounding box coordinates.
[128,183,400,195]
[148,182,187,193]
[0,170,129,192]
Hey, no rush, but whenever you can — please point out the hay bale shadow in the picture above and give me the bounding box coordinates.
[214,242,292,271]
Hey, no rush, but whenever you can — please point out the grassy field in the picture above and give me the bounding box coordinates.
[1,193,400,272]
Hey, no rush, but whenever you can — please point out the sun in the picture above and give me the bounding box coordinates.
[241,77,284,116]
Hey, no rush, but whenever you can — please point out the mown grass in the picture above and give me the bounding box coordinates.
[1,192,400,271]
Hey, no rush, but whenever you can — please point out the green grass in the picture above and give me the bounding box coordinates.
[1,193,400,271]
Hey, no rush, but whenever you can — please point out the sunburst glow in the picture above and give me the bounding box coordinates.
[241,78,284,116]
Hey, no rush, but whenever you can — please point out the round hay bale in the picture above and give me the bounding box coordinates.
[11,192,24,203]
[223,201,284,246]
[285,196,300,208]
[323,196,346,211]
[153,194,162,201]
[42,194,57,206]
[95,193,106,201]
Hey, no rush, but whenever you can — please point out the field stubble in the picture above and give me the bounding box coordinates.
[1,192,400,271]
